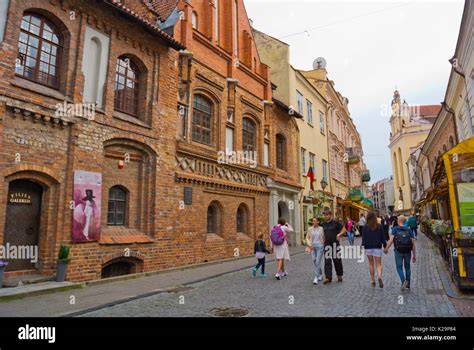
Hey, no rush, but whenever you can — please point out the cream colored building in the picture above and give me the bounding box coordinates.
[302,67,370,221]
[389,90,439,213]
[253,29,332,243]
[447,0,473,143]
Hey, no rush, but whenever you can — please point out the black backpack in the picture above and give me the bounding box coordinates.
[394,228,413,253]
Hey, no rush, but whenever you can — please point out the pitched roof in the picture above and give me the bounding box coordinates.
[418,105,441,118]
[144,0,179,22]
[105,0,184,50]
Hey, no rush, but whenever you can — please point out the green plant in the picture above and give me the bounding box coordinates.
[58,245,71,263]
[431,220,453,238]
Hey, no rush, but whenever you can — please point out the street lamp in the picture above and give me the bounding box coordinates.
[320,179,328,191]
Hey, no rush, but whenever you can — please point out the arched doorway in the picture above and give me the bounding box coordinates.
[4,179,43,271]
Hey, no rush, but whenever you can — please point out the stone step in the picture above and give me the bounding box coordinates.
[2,274,55,288]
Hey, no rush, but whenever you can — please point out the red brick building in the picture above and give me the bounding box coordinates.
[0,0,296,283]
[0,0,185,282]
[171,0,275,261]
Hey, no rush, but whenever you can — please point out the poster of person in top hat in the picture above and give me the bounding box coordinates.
[73,171,102,243]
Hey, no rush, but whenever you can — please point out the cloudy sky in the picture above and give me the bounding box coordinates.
[245,0,464,183]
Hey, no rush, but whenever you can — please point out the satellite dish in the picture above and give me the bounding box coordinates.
[313,57,327,70]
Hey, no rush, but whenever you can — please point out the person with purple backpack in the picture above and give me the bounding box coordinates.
[270,218,293,280]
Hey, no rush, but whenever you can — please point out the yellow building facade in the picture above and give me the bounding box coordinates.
[389,90,439,213]
[302,68,369,221]
[253,29,332,243]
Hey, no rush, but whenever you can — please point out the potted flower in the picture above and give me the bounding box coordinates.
[0,261,8,288]
[56,245,71,282]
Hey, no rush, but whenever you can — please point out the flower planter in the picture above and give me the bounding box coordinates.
[56,261,68,282]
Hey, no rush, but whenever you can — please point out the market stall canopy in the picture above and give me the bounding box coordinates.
[431,137,474,188]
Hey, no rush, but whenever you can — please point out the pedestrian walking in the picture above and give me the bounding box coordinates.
[270,218,293,280]
[252,233,271,278]
[390,214,398,228]
[321,210,346,284]
[305,217,325,284]
[384,215,417,291]
[382,215,390,242]
[362,211,387,288]
[346,217,355,246]
[358,214,366,238]
[407,213,418,239]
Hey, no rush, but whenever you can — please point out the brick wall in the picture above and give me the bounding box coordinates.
[0,0,279,282]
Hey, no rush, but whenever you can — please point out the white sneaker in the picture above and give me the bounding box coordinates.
[275,273,281,280]
[282,271,288,277]
[313,277,318,285]
[318,276,323,281]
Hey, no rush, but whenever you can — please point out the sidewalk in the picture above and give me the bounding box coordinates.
[0,246,305,317]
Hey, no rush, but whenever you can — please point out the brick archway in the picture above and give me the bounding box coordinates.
[0,167,62,276]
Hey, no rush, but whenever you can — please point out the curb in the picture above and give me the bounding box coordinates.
[426,234,474,300]
[0,283,85,302]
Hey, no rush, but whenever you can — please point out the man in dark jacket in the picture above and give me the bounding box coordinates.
[321,210,346,284]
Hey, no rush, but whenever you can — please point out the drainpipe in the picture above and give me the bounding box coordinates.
[442,101,459,144]
[448,56,471,140]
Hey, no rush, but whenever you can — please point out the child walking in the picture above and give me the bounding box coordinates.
[253,233,271,278]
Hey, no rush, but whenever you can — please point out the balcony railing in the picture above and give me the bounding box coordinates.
[361,171,371,182]
[345,147,362,165]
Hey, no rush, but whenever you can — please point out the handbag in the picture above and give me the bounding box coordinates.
[354,227,360,237]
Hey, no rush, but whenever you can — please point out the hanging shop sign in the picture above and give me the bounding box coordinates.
[457,183,474,234]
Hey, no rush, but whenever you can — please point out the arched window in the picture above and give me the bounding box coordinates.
[191,11,198,29]
[442,144,447,153]
[276,134,286,170]
[398,148,405,186]
[192,95,213,145]
[242,117,256,156]
[207,202,222,234]
[114,56,140,116]
[236,204,249,234]
[107,186,127,226]
[393,152,399,188]
[16,13,62,88]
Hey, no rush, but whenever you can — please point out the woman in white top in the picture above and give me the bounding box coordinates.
[306,217,325,284]
[271,218,293,280]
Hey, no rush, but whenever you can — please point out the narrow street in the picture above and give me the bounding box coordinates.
[75,234,460,317]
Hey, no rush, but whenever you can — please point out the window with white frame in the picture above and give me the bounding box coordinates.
[322,159,328,182]
[301,147,307,175]
[309,153,316,176]
[306,100,313,125]
[297,90,304,116]
[319,111,325,134]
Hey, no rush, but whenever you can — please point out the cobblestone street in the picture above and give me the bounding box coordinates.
[81,234,459,317]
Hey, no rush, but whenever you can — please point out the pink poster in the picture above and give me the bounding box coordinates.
[73,171,102,243]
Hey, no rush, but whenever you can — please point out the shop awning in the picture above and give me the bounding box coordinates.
[431,137,474,187]
[341,200,370,212]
